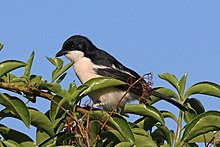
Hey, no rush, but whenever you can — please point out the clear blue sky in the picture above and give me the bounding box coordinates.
[1,1,220,141]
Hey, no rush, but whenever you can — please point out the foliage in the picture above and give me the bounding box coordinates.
[0,51,220,147]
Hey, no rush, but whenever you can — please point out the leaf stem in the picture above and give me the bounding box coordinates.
[175,110,183,143]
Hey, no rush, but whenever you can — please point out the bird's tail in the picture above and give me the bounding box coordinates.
[151,90,187,111]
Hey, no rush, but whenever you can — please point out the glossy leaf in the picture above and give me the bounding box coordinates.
[30,75,43,84]
[79,77,127,97]
[0,60,26,77]
[155,124,174,145]
[151,129,165,145]
[50,95,69,121]
[161,110,177,123]
[1,73,17,83]
[36,129,51,145]
[22,51,34,79]
[186,98,205,115]
[185,82,220,100]
[56,72,67,83]
[143,117,158,131]
[189,131,216,143]
[111,113,135,143]
[2,140,22,147]
[184,103,197,124]
[101,130,124,145]
[68,81,77,94]
[181,111,220,144]
[0,124,33,144]
[90,120,101,143]
[179,73,188,98]
[54,62,73,82]
[0,43,3,50]
[158,73,179,91]
[0,93,30,128]
[47,57,73,83]
[29,108,55,137]
[124,104,165,125]
[90,110,134,143]
[47,57,63,69]
[21,141,37,147]
[184,98,204,124]
[115,142,134,147]
[132,128,157,147]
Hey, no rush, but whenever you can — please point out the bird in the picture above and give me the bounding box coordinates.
[56,35,186,112]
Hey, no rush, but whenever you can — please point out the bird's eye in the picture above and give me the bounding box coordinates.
[77,43,83,50]
[71,44,75,49]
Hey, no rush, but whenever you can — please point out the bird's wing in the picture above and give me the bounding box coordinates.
[95,67,145,96]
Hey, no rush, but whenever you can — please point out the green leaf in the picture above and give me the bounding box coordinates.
[47,57,73,83]
[124,104,165,125]
[0,124,33,144]
[186,98,205,115]
[181,111,220,144]
[155,124,174,145]
[0,43,3,50]
[68,81,77,94]
[0,60,26,77]
[183,104,197,124]
[29,108,55,137]
[50,95,69,121]
[90,110,134,143]
[0,73,17,83]
[36,129,51,145]
[2,140,23,147]
[179,73,188,98]
[22,51,34,79]
[158,73,179,92]
[30,75,43,84]
[101,130,124,144]
[149,87,179,104]
[185,82,220,100]
[54,62,73,81]
[56,72,67,83]
[79,77,127,97]
[184,98,205,124]
[90,120,101,144]
[189,131,216,143]
[161,111,177,123]
[21,141,37,147]
[143,117,158,131]
[111,113,135,143]
[115,142,134,147]
[47,57,63,69]
[132,128,157,147]
[0,93,30,128]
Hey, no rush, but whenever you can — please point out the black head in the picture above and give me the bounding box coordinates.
[56,35,95,57]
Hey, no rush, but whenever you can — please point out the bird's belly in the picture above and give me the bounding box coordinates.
[89,87,138,111]
[73,57,138,110]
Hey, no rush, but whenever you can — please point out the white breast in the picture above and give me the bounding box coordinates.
[73,57,100,83]
[67,52,138,111]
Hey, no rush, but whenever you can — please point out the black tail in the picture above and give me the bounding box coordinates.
[151,90,187,111]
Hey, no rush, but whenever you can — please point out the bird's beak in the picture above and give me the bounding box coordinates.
[56,50,68,57]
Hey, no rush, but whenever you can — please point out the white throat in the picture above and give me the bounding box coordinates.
[65,50,84,63]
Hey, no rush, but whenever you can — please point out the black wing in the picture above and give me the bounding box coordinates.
[87,48,145,96]
[95,67,145,96]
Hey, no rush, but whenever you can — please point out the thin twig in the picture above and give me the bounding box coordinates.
[206,137,215,147]
[0,82,86,141]
[92,75,149,145]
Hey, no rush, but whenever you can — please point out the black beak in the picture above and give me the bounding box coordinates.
[56,50,68,57]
